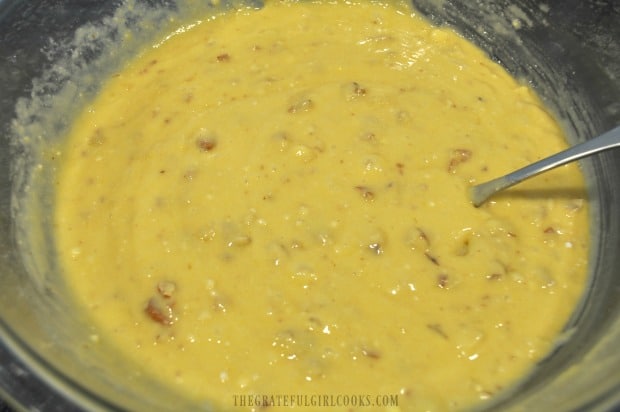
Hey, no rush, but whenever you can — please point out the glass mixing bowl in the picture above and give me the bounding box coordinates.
[0,0,618,410]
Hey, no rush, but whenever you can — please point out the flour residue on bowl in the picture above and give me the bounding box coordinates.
[9,0,236,288]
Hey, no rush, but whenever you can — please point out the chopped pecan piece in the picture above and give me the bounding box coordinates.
[354,185,375,201]
[448,148,472,173]
[145,296,176,325]
[437,273,449,289]
[197,138,217,151]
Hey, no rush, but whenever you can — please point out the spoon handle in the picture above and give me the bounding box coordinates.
[470,125,620,207]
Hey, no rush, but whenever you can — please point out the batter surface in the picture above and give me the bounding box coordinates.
[53,1,589,410]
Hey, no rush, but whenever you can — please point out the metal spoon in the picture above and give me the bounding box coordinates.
[470,125,620,207]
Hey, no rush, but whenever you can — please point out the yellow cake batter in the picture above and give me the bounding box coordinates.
[52,0,590,410]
